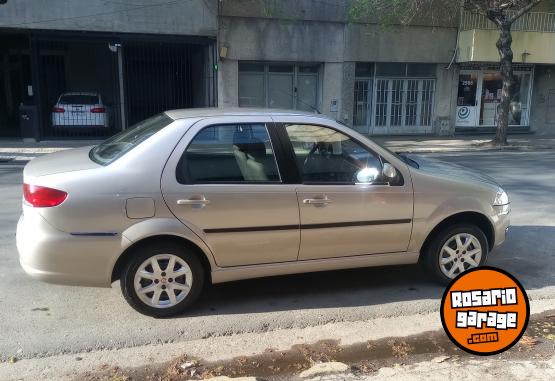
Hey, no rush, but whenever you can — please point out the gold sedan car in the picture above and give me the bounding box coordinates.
[17,109,510,317]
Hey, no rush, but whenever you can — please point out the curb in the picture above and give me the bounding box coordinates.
[389,145,555,154]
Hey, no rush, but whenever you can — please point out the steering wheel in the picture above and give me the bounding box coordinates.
[304,142,328,167]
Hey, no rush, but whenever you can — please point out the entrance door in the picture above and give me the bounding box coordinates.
[456,70,480,127]
[353,79,373,134]
[479,70,532,127]
[372,78,435,134]
[480,71,503,126]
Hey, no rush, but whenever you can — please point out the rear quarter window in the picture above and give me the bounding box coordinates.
[90,113,173,165]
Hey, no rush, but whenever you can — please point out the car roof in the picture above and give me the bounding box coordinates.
[164,108,335,121]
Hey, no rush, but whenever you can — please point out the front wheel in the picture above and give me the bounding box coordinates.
[120,243,204,318]
[423,224,488,284]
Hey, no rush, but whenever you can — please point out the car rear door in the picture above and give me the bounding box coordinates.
[161,116,300,267]
[275,118,414,260]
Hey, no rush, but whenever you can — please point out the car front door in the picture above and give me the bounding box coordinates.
[161,116,300,267]
[279,121,414,260]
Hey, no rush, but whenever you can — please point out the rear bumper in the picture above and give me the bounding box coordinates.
[17,212,129,287]
[52,114,109,128]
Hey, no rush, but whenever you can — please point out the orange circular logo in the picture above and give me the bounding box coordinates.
[440,267,529,355]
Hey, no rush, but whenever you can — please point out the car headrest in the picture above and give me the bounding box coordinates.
[233,130,267,160]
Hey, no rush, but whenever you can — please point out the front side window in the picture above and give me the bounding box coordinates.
[284,124,383,184]
[178,124,280,184]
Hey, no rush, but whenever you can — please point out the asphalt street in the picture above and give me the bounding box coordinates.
[1,150,554,359]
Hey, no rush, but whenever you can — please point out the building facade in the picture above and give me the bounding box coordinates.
[0,0,219,140]
[1,0,555,140]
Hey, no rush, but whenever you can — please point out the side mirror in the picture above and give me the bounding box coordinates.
[382,163,397,179]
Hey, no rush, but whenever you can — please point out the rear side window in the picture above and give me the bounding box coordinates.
[59,94,99,105]
[90,113,173,165]
[177,124,280,184]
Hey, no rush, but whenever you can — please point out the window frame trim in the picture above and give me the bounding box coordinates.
[176,122,285,185]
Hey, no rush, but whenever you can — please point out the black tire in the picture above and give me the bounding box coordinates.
[120,242,204,318]
[423,224,488,284]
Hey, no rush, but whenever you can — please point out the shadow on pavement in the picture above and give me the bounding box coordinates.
[186,225,555,317]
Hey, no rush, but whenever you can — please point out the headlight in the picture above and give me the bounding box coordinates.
[493,189,509,206]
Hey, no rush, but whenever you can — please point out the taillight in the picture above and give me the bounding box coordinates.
[23,184,67,207]
[90,107,106,113]
[52,107,65,113]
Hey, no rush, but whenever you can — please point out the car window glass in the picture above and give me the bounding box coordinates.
[178,124,280,184]
[90,113,173,165]
[59,95,99,104]
[285,124,382,184]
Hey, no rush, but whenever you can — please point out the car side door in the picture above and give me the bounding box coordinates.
[161,116,300,267]
[275,118,414,260]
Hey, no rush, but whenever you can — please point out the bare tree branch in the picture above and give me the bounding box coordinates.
[508,0,542,23]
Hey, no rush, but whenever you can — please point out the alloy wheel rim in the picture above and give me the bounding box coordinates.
[133,254,193,309]
[439,233,482,279]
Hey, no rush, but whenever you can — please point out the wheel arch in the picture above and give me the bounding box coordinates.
[419,211,495,260]
[111,234,213,284]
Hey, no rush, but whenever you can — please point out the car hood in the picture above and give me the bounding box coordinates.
[405,154,501,188]
[24,146,101,177]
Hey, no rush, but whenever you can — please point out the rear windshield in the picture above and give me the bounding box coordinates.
[59,95,99,105]
[89,113,173,165]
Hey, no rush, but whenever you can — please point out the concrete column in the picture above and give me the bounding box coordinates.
[531,65,555,135]
[321,62,344,121]
[341,62,356,128]
[218,59,238,108]
[434,64,459,136]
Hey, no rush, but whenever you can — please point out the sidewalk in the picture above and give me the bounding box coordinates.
[1,134,554,163]
[372,134,555,153]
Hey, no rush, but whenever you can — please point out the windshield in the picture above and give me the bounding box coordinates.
[60,95,99,105]
[89,113,173,165]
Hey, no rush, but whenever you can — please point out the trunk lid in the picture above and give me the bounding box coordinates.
[24,146,101,177]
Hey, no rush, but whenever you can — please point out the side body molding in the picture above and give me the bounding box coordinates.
[119,218,218,269]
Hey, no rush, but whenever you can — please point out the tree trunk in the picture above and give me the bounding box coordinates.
[494,23,514,146]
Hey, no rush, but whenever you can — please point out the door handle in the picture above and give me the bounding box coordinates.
[177,196,210,206]
[303,197,332,205]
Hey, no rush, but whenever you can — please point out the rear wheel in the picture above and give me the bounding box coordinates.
[120,242,204,318]
[423,224,488,284]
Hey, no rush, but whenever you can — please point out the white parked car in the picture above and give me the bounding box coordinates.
[51,92,110,128]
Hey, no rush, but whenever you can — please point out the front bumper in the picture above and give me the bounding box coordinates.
[492,204,510,248]
[17,212,129,287]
